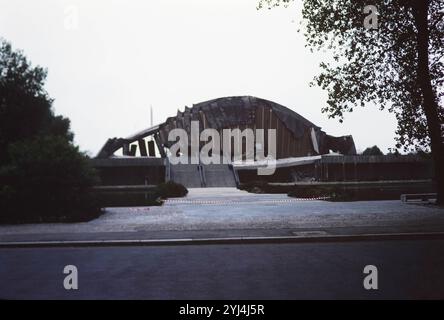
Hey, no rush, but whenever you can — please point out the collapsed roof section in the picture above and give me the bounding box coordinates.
[96,96,356,159]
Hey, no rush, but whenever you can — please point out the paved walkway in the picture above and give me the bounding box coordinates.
[0,188,443,242]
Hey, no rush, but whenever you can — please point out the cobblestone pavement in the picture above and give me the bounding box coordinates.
[0,188,443,242]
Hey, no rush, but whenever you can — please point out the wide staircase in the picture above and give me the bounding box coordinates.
[169,163,237,188]
[203,164,237,188]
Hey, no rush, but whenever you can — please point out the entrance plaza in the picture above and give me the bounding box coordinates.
[0,188,443,243]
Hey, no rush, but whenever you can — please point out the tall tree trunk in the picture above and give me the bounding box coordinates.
[413,0,444,205]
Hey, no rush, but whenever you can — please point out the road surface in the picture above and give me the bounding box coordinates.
[0,239,443,299]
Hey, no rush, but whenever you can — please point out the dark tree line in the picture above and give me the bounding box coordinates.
[0,40,100,223]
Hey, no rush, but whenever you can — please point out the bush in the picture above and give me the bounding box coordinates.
[287,185,340,199]
[362,146,384,156]
[287,185,402,201]
[239,181,295,194]
[94,188,163,207]
[0,136,102,224]
[238,181,268,193]
[155,181,188,199]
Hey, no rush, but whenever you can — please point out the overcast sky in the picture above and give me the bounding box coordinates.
[0,0,398,155]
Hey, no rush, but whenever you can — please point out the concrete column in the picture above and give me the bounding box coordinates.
[123,143,130,156]
[148,140,156,157]
[155,134,167,158]
[138,139,148,157]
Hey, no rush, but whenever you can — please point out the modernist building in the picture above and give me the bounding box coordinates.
[92,96,432,188]
[96,96,357,160]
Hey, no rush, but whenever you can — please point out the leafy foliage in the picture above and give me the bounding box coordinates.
[0,136,101,223]
[156,181,189,199]
[0,40,100,223]
[362,145,384,156]
[0,40,73,165]
[258,0,444,153]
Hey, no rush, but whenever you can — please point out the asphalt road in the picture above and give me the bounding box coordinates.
[0,239,443,299]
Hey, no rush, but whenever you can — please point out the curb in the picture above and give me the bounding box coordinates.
[165,197,330,205]
[1,231,444,248]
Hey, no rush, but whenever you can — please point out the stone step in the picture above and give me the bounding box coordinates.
[169,164,237,188]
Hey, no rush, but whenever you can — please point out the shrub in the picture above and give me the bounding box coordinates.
[155,181,188,199]
[0,136,102,224]
[287,185,340,199]
[94,189,163,207]
[362,146,384,156]
[238,181,268,193]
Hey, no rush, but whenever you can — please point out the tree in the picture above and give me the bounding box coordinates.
[0,40,100,223]
[0,39,73,165]
[259,0,444,203]
[362,145,384,156]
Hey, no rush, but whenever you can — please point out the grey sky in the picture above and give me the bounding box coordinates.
[0,0,398,155]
